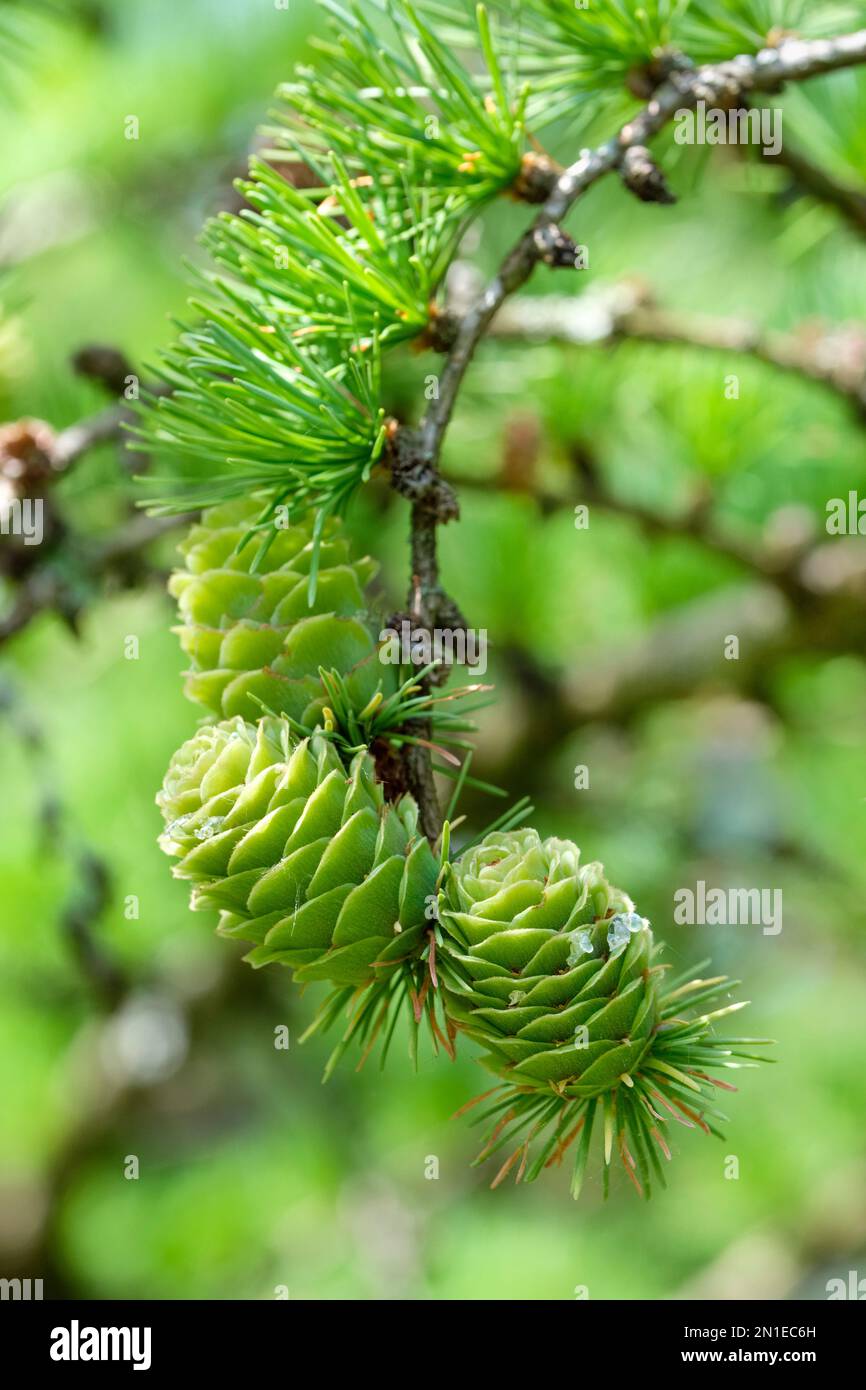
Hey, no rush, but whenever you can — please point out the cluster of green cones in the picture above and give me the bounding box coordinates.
[158,500,772,1199]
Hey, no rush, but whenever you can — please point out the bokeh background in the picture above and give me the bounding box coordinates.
[2,0,866,1300]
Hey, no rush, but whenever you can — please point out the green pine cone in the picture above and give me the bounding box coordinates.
[438,829,769,1198]
[169,499,391,723]
[157,715,439,991]
[438,828,655,1093]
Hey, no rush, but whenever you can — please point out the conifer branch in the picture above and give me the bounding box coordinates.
[421,27,866,470]
[484,284,866,420]
[53,400,146,470]
[0,513,187,649]
[383,26,866,841]
[447,451,845,613]
[762,140,866,238]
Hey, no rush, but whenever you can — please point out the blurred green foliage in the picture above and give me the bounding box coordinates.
[1,0,866,1299]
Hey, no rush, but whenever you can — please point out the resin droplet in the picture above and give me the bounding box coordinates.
[165,816,192,843]
[195,815,225,841]
[607,911,647,954]
[567,928,594,967]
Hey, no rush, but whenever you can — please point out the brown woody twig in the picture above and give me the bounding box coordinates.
[388,27,866,837]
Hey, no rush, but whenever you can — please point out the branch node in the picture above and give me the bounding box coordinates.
[512,151,562,204]
[386,424,460,522]
[620,146,677,205]
[417,305,460,354]
[71,345,135,398]
[532,222,582,268]
[626,47,695,99]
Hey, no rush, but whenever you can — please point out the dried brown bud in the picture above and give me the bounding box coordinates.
[620,146,676,205]
[512,151,562,204]
[0,419,57,488]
